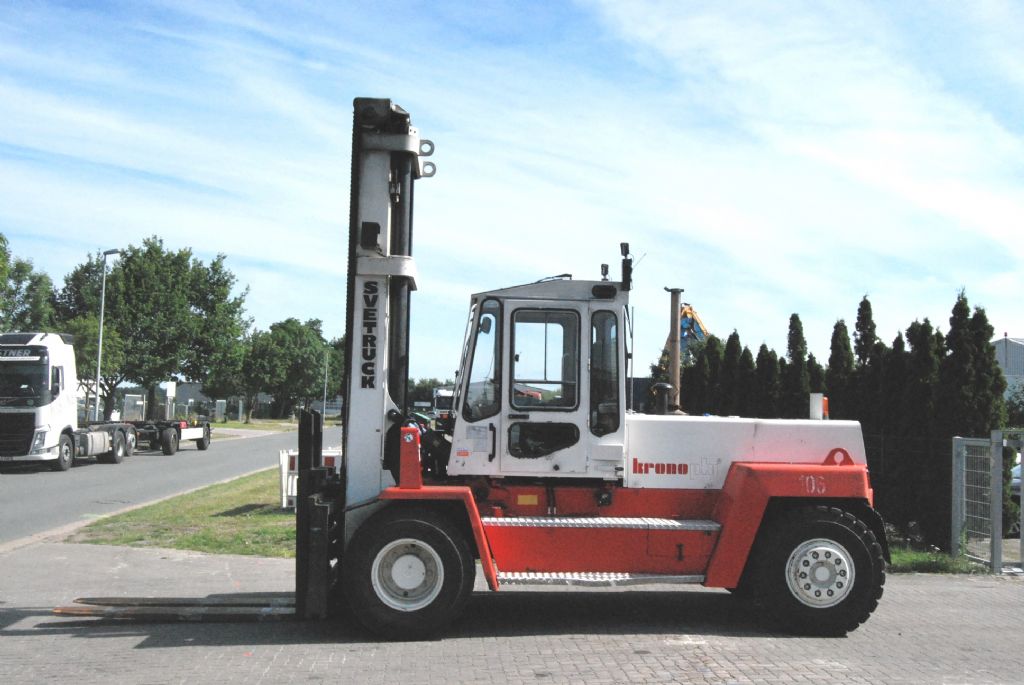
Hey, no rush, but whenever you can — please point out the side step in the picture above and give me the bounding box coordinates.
[497,571,706,587]
[482,517,720,531]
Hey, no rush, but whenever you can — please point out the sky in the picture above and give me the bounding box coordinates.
[2,0,1023,381]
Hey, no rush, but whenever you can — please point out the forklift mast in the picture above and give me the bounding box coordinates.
[341,98,435,513]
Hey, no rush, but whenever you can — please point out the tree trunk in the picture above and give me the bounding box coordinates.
[146,384,159,420]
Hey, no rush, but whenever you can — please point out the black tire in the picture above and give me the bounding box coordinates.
[343,507,475,640]
[195,426,211,451]
[52,434,74,471]
[749,505,885,636]
[161,428,178,455]
[105,432,126,464]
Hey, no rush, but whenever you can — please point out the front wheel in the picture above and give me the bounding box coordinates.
[750,505,885,636]
[52,434,74,471]
[343,507,475,640]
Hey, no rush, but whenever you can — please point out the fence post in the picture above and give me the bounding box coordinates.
[951,437,965,557]
[989,430,1003,572]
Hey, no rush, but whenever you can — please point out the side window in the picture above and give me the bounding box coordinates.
[511,310,579,410]
[462,299,501,422]
[590,311,619,436]
[51,366,63,397]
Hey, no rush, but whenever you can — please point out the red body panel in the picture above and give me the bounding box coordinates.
[380,485,500,591]
[483,525,718,574]
[704,462,874,588]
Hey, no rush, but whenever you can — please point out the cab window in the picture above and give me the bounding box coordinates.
[511,309,579,410]
[590,311,619,436]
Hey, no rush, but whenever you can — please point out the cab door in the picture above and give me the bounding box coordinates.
[498,300,589,475]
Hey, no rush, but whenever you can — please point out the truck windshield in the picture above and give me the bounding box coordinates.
[0,359,51,407]
[434,395,453,410]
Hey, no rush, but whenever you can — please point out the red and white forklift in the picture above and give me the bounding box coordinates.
[293,98,887,640]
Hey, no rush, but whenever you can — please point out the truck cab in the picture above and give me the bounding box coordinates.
[0,332,76,465]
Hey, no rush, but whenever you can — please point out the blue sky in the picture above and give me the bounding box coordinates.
[2,1,1023,380]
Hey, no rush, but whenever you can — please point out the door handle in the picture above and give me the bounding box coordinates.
[507,413,529,420]
[488,423,496,462]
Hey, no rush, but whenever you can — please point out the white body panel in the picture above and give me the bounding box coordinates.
[623,414,867,489]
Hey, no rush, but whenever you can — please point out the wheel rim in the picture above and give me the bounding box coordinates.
[60,440,72,465]
[370,537,444,612]
[785,537,856,609]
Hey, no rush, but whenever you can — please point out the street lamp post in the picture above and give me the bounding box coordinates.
[93,248,120,422]
[322,347,329,415]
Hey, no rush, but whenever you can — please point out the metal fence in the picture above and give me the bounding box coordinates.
[951,431,1022,572]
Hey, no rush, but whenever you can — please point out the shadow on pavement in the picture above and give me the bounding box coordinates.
[13,588,787,647]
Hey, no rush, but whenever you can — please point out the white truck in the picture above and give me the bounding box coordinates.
[0,332,211,471]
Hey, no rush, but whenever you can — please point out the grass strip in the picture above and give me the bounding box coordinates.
[888,545,983,573]
[69,468,296,558]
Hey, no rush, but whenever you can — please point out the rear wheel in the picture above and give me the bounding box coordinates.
[103,432,126,464]
[52,434,74,471]
[161,428,178,455]
[749,505,885,636]
[343,507,474,640]
[195,425,211,451]
[125,430,136,456]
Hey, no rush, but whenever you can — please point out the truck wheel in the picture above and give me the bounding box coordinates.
[105,432,126,464]
[161,428,178,455]
[195,426,211,451]
[750,505,885,636]
[125,430,136,456]
[343,507,474,640]
[52,434,74,471]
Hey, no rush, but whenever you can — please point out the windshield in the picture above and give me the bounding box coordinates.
[452,301,477,413]
[434,395,453,410]
[0,357,51,407]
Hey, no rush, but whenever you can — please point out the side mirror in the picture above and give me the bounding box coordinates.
[478,316,493,335]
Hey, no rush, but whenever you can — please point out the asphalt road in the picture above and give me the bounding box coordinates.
[0,426,342,546]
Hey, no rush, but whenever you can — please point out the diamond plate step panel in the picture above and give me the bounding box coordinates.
[496,571,706,587]
[482,517,721,532]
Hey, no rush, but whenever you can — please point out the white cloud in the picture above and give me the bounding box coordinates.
[2,1,1022,379]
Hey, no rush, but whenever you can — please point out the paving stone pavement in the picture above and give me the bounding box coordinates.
[1,541,1022,684]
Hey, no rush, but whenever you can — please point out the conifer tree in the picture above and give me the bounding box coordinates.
[826,320,855,419]
[737,346,757,417]
[853,296,877,367]
[808,353,826,394]
[781,314,810,418]
[719,331,742,416]
[754,344,780,418]
[703,335,724,415]
[938,291,975,438]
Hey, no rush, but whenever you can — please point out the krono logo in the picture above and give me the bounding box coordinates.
[632,458,689,475]
[360,281,379,388]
